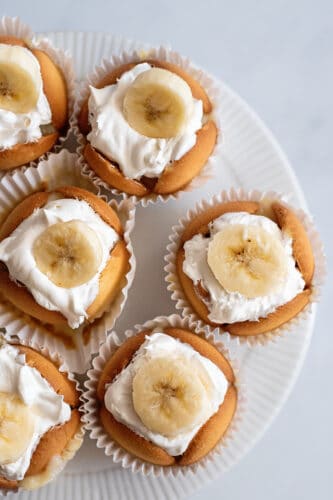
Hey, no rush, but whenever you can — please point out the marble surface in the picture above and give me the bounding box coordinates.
[1,1,331,499]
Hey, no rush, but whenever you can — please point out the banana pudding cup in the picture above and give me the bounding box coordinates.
[76,48,219,201]
[0,151,136,373]
[0,17,74,171]
[0,185,130,333]
[166,190,322,342]
[0,339,83,492]
[84,316,238,470]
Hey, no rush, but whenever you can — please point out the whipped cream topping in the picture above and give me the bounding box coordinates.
[104,332,228,456]
[0,196,118,328]
[183,212,305,323]
[0,45,52,150]
[0,344,71,481]
[87,63,203,180]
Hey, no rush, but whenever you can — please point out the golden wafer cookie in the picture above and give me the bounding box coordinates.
[54,185,123,234]
[31,49,68,131]
[84,144,149,197]
[16,345,79,406]
[86,240,130,320]
[100,406,175,466]
[178,385,237,466]
[0,133,59,171]
[0,476,18,491]
[227,290,311,336]
[180,201,260,243]
[0,266,68,326]
[153,120,217,195]
[0,191,49,241]
[26,409,81,476]
[0,35,28,47]
[272,202,314,286]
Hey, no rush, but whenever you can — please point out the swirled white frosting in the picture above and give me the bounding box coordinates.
[87,63,203,180]
[104,332,228,456]
[0,196,118,328]
[0,344,71,481]
[0,44,52,150]
[183,212,305,323]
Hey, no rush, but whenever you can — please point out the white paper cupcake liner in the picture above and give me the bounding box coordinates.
[83,314,245,478]
[0,16,76,175]
[164,188,326,347]
[0,333,84,495]
[0,150,136,373]
[72,45,223,206]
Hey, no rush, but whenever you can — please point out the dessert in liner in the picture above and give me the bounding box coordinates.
[0,17,74,171]
[84,316,240,471]
[165,190,324,342]
[0,185,130,331]
[0,151,136,373]
[75,47,221,202]
[0,338,83,492]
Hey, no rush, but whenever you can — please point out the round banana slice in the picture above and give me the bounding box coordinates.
[0,44,42,113]
[0,392,35,465]
[207,224,288,298]
[132,357,211,437]
[33,220,103,288]
[123,67,193,138]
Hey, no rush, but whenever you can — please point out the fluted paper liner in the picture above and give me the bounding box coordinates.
[0,150,136,373]
[0,334,84,495]
[164,188,326,346]
[0,16,76,175]
[73,45,222,206]
[83,314,245,477]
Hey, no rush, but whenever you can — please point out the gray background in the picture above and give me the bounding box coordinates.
[1,0,331,499]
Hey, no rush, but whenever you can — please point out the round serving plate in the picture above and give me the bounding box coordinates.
[18,31,315,500]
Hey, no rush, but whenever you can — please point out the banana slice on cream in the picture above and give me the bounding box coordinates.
[132,356,212,437]
[0,392,35,465]
[0,44,42,114]
[123,67,193,138]
[33,220,103,289]
[207,224,288,298]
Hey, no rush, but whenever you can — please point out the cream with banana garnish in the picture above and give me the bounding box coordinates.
[87,62,203,180]
[104,332,228,456]
[0,43,52,149]
[183,212,305,323]
[0,196,118,329]
[0,344,70,481]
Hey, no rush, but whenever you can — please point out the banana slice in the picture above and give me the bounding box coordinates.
[33,220,103,288]
[0,43,42,113]
[207,225,288,298]
[132,357,211,437]
[123,67,193,138]
[0,392,35,465]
